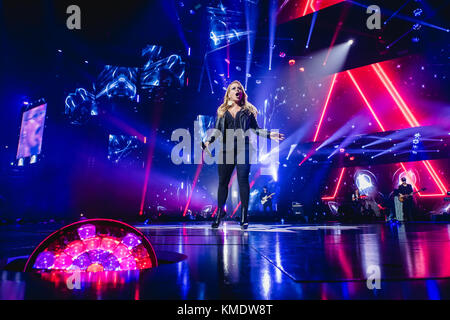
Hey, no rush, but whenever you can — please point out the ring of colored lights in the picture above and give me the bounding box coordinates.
[24,219,157,272]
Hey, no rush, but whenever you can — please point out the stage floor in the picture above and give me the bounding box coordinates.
[1,221,450,299]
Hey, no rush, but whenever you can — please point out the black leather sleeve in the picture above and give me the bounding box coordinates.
[250,113,271,138]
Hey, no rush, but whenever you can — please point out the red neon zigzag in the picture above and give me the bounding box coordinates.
[322,167,346,200]
[320,63,447,199]
[302,0,312,17]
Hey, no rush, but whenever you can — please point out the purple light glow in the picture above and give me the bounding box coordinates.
[33,251,55,269]
[77,224,96,240]
[122,233,142,249]
[26,219,157,273]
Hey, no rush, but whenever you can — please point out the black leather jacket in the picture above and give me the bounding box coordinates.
[206,109,271,144]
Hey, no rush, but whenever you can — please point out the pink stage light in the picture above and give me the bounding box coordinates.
[313,73,338,142]
[211,207,218,218]
[347,70,385,131]
[277,1,345,24]
[183,161,204,216]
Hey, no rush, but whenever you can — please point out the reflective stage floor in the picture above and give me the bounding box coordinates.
[1,222,450,299]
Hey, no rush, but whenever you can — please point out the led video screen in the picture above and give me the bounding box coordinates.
[95,66,139,100]
[141,54,185,89]
[108,134,145,167]
[16,103,47,159]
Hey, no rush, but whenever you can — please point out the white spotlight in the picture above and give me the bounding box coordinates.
[348,39,354,45]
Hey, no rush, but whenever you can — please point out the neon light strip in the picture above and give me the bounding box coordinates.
[322,167,346,200]
[372,63,419,126]
[298,153,312,166]
[302,0,312,17]
[313,73,338,142]
[24,219,158,272]
[423,160,446,194]
[347,70,385,131]
[399,162,445,196]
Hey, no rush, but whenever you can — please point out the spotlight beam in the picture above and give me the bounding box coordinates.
[385,27,414,49]
[306,11,318,48]
[383,0,412,26]
[322,10,347,66]
[268,0,277,70]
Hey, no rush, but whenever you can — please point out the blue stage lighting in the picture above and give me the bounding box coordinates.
[413,8,423,17]
[210,31,220,46]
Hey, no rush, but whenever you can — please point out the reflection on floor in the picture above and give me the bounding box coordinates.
[1,221,450,299]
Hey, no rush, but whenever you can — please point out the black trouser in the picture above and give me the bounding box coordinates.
[217,147,251,211]
[403,199,414,221]
[263,202,273,214]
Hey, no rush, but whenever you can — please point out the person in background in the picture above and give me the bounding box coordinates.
[260,186,274,216]
[398,177,414,221]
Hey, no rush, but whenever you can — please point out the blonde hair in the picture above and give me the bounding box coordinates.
[216,80,258,118]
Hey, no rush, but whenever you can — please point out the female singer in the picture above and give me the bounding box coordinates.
[203,80,284,229]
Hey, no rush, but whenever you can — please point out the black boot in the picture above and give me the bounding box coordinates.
[212,208,226,228]
[240,207,248,230]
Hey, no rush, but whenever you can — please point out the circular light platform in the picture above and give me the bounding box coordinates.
[24,219,158,272]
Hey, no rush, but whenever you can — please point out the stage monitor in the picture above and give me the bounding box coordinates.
[16,103,47,160]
